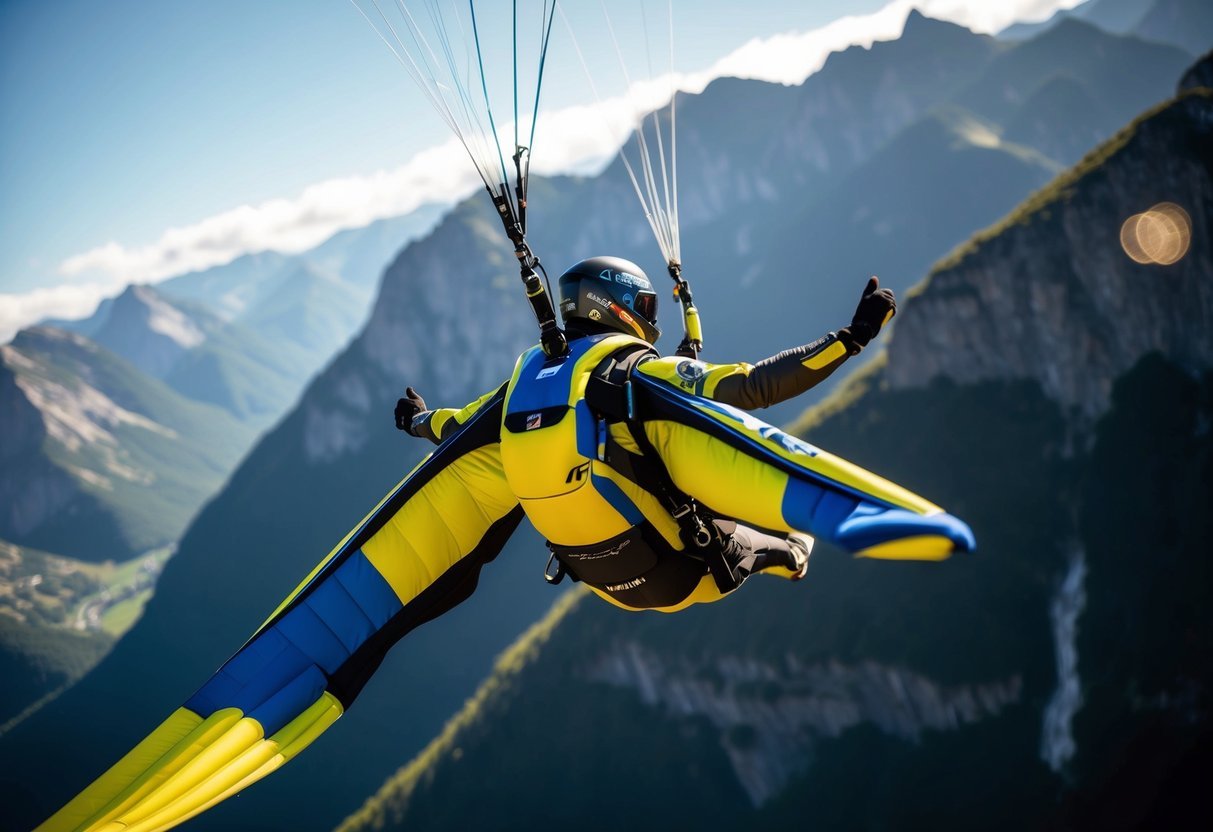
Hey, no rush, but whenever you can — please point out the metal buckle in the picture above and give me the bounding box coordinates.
[544,551,565,585]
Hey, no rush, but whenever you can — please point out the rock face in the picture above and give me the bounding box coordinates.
[887,91,1213,422]
[0,328,252,560]
[1180,49,1213,91]
[587,643,1021,807]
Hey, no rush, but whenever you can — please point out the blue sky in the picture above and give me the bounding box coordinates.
[0,0,1076,336]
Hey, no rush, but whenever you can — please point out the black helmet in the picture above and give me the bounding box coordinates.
[557,256,661,343]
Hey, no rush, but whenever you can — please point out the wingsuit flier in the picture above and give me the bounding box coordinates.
[394,256,897,611]
[39,256,974,832]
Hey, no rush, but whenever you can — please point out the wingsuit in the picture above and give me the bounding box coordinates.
[394,256,897,612]
[38,256,974,832]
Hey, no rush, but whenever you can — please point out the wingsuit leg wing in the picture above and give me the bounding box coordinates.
[630,368,975,560]
[38,392,521,832]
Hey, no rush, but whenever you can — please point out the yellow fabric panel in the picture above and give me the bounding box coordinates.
[427,407,460,438]
[645,418,794,532]
[636,355,755,399]
[362,444,517,605]
[102,716,264,828]
[634,363,941,516]
[858,535,954,561]
[431,386,500,439]
[106,696,343,832]
[802,338,847,370]
[588,572,733,614]
[520,484,627,544]
[255,456,429,633]
[34,708,206,832]
[500,410,583,499]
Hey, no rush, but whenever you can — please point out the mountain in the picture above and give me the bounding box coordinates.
[0,328,253,563]
[1133,0,1213,56]
[960,18,1193,164]
[335,87,1213,832]
[999,0,1152,40]
[87,285,225,379]
[0,14,1195,831]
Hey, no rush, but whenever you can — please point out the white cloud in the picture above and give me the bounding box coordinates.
[3,0,1080,342]
[0,282,118,343]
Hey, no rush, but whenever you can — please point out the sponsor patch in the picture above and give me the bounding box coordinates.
[676,359,707,383]
[536,364,562,379]
[588,308,602,321]
[525,412,543,430]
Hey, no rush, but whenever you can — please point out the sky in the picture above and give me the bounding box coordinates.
[0,0,1082,341]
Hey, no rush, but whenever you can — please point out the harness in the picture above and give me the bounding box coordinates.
[549,346,746,596]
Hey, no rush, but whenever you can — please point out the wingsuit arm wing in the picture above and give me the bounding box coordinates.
[631,362,975,560]
[412,384,505,444]
[39,390,520,832]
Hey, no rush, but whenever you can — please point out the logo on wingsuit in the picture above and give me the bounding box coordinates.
[676,359,706,387]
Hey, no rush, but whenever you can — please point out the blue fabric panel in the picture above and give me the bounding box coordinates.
[276,603,351,675]
[575,400,597,459]
[333,550,402,630]
[780,476,825,533]
[781,477,857,545]
[305,575,374,655]
[836,508,976,552]
[813,490,859,535]
[591,473,645,525]
[247,665,329,736]
[185,630,308,717]
[507,336,609,415]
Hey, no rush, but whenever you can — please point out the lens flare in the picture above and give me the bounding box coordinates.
[1120,202,1192,265]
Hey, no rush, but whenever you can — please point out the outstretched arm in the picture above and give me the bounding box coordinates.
[395,384,506,444]
[711,276,896,410]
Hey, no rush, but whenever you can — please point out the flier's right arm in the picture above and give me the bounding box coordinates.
[408,384,505,444]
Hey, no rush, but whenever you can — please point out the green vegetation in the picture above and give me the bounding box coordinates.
[0,541,169,727]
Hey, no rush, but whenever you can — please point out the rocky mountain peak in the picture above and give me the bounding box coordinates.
[886,90,1213,422]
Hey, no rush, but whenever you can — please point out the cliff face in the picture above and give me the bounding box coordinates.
[887,91,1213,422]
[0,328,252,560]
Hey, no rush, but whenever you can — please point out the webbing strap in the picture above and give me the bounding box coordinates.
[620,419,742,594]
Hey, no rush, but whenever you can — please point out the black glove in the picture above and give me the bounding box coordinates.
[394,387,427,435]
[838,276,896,354]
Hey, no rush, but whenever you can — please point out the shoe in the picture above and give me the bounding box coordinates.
[785,533,813,581]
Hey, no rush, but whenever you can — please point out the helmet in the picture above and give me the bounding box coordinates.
[557,256,661,343]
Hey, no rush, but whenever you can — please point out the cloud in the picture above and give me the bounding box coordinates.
[4,0,1080,342]
[0,282,118,343]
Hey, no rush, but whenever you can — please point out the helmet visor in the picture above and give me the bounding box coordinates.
[632,290,658,325]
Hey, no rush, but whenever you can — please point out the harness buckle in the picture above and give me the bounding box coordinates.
[543,550,566,585]
[671,504,693,520]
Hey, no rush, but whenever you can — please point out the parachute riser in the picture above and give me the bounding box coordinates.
[667,262,702,359]
[491,191,569,359]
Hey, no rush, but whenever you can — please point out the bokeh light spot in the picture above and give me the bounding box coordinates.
[1120,202,1192,266]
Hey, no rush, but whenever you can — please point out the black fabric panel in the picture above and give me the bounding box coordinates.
[326,505,525,708]
[503,404,569,433]
[547,524,659,585]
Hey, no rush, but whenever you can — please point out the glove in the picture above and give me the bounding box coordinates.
[394,387,427,435]
[838,276,896,355]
